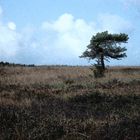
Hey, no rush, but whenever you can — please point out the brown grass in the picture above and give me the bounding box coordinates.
[0,65,140,139]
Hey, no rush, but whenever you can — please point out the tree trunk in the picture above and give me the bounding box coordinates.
[100,53,105,70]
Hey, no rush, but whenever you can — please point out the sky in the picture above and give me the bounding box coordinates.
[0,0,140,66]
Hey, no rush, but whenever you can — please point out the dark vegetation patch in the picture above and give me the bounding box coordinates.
[1,90,140,139]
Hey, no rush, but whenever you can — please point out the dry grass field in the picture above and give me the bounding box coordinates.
[0,65,140,140]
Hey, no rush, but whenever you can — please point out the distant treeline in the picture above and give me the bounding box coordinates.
[0,61,35,67]
[0,61,90,67]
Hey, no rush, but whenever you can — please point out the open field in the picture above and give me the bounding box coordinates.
[0,65,140,140]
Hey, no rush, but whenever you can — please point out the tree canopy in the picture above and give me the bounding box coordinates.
[80,31,129,70]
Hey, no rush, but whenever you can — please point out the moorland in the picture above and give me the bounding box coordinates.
[0,64,140,139]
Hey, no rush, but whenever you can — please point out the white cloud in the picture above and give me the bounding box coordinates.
[42,13,74,33]
[0,23,20,58]
[0,7,19,59]
[7,22,16,30]
[41,13,97,64]
[0,13,39,63]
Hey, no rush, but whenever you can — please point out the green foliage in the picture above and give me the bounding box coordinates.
[80,31,129,72]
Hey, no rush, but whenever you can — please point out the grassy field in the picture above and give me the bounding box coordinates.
[0,65,140,140]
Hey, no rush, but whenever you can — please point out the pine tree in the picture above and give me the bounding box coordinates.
[80,31,129,70]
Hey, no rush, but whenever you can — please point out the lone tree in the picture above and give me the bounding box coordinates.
[80,31,129,71]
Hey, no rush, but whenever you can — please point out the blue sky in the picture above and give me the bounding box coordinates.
[0,0,140,65]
